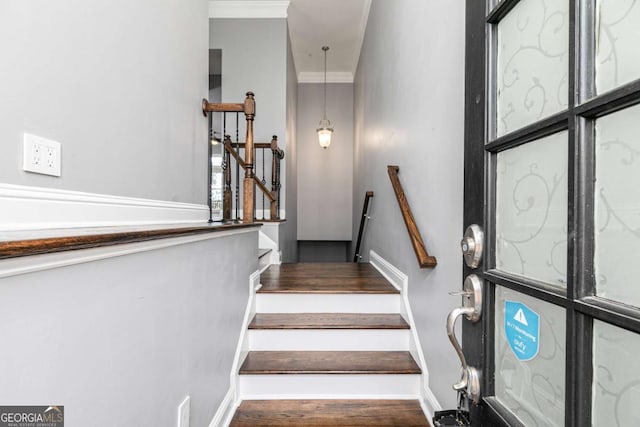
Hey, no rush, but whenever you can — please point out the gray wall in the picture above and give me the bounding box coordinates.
[280,29,299,262]
[298,241,349,263]
[353,0,465,408]
[0,0,209,203]
[0,232,257,427]
[297,83,354,240]
[210,19,287,148]
[210,18,298,260]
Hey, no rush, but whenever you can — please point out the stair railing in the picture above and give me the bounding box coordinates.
[387,165,437,268]
[353,191,374,262]
[202,92,284,223]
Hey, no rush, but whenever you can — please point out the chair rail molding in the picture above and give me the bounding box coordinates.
[0,183,208,231]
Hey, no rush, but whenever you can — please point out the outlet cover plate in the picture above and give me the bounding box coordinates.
[23,133,61,177]
[178,396,190,427]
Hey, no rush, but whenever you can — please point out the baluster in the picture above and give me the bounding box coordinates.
[223,135,232,221]
[270,136,279,220]
[261,146,266,220]
[235,112,240,221]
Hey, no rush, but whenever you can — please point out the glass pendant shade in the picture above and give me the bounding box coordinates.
[317,118,333,149]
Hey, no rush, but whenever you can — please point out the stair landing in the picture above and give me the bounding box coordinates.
[229,399,431,426]
[258,263,399,294]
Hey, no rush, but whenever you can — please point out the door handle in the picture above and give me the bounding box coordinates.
[446,274,482,403]
[447,306,476,391]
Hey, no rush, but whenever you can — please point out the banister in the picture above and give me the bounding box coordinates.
[353,191,374,262]
[223,137,276,203]
[205,92,284,222]
[387,165,437,268]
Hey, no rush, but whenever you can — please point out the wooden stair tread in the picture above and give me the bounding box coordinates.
[249,313,410,329]
[239,351,421,375]
[259,263,399,294]
[258,248,272,259]
[229,399,431,426]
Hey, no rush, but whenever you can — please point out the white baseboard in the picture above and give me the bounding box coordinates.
[208,387,236,427]
[209,270,260,427]
[0,183,208,231]
[369,250,442,414]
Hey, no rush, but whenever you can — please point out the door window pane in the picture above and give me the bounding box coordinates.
[496,132,568,286]
[495,286,566,427]
[595,103,640,307]
[593,320,640,426]
[596,0,640,94]
[496,0,569,136]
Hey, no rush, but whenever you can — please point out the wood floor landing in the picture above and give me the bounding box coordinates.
[249,313,410,329]
[239,351,421,375]
[258,263,399,294]
[229,399,431,426]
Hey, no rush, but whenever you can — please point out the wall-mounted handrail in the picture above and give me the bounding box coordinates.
[353,191,374,262]
[387,165,437,268]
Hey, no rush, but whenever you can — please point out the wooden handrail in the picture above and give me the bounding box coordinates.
[387,165,437,268]
[353,191,374,262]
[202,100,245,115]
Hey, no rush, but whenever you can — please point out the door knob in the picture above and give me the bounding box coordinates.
[461,224,484,269]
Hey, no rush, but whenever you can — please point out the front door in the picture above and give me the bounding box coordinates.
[460,0,640,426]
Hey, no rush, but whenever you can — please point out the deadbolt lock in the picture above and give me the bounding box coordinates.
[461,224,484,269]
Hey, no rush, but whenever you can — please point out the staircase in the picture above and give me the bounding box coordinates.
[227,263,431,426]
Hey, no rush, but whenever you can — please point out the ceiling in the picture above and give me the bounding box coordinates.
[209,0,372,83]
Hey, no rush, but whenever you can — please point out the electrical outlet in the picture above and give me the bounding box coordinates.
[177,396,190,427]
[23,133,61,177]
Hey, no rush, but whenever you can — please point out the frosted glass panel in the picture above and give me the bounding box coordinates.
[596,0,640,94]
[595,103,640,307]
[593,321,640,426]
[495,286,566,427]
[496,0,569,136]
[496,132,568,285]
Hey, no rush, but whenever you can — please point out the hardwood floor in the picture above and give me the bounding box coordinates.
[249,313,410,330]
[258,263,399,294]
[229,399,431,426]
[239,351,421,375]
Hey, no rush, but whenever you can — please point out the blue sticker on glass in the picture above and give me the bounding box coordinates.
[505,300,539,361]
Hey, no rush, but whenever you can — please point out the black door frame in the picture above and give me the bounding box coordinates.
[463,0,640,425]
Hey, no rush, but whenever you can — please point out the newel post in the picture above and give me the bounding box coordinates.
[242,92,256,223]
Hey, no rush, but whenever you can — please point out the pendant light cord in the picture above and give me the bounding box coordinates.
[322,46,328,120]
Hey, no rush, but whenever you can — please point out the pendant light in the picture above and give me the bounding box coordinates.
[317,46,333,149]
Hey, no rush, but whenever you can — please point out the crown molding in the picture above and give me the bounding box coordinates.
[209,1,290,19]
[297,71,354,84]
[353,0,372,75]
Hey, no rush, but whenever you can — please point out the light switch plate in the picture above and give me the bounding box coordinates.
[23,133,61,177]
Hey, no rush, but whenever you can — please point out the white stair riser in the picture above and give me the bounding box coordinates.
[255,294,401,313]
[238,374,421,399]
[248,329,411,351]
